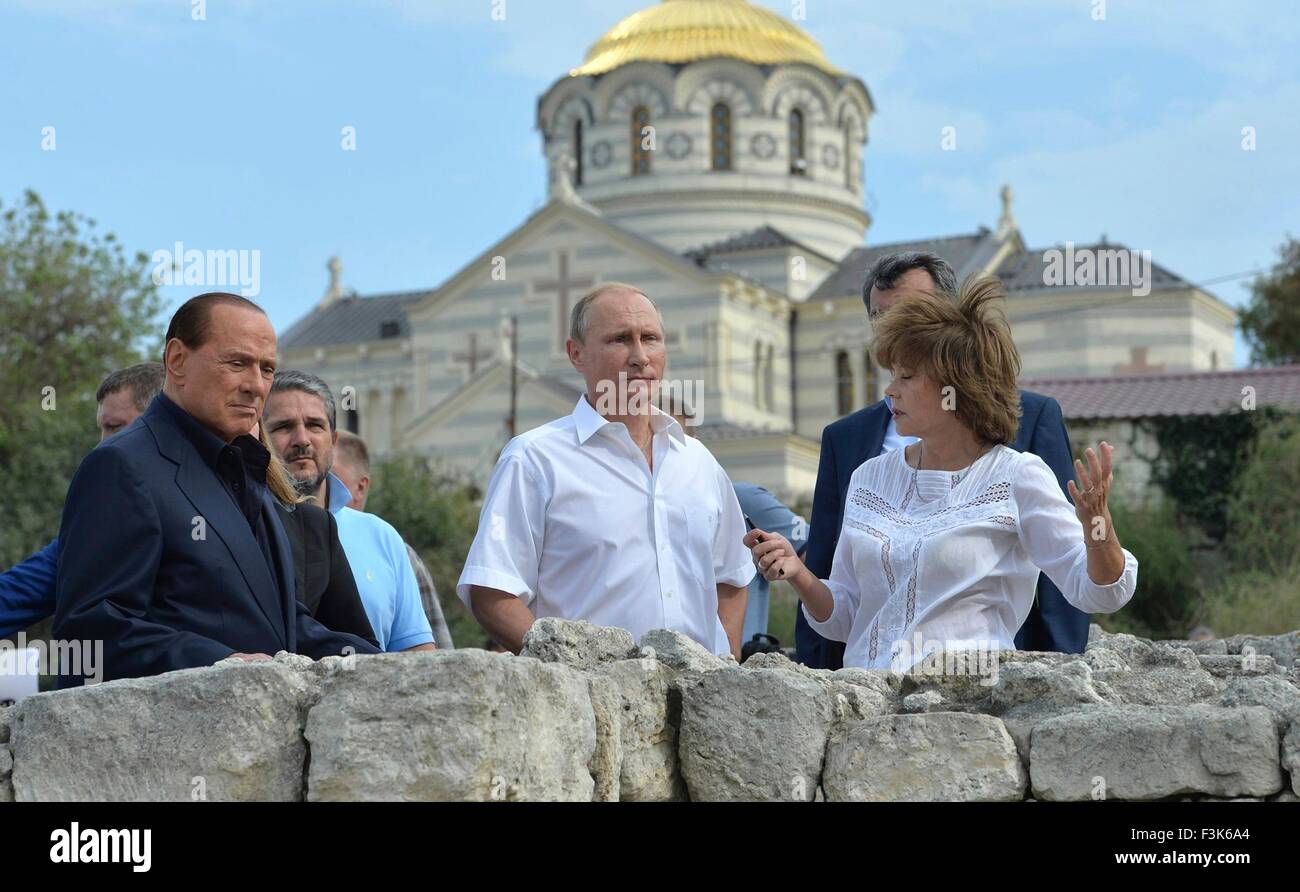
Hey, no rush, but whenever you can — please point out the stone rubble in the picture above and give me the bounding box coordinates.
[1,621,1295,802]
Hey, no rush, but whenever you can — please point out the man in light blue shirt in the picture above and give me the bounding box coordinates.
[264,371,434,652]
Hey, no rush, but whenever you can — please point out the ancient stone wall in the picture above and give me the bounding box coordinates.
[1,620,1297,802]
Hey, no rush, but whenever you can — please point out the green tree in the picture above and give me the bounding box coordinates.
[1102,494,1207,639]
[1224,415,1300,575]
[0,190,162,564]
[1240,235,1300,366]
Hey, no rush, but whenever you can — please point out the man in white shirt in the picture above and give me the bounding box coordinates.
[457,283,754,658]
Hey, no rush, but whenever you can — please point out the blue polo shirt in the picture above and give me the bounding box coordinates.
[326,474,434,652]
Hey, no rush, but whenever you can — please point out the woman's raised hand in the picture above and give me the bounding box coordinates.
[1068,441,1115,537]
[743,528,804,583]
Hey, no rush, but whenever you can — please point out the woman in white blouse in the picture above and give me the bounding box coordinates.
[745,275,1138,671]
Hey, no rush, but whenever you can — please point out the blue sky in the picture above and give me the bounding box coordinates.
[3,0,1297,367]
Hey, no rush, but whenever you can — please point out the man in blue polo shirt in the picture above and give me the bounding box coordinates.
[263,370,435,652]
[1,363,165,638]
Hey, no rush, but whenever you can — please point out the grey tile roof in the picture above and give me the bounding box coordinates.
[1022,364,1300,420]
[996,242,1195,292]
[279,290,428,350]
[808,228,994,301]
[685,226,831,265]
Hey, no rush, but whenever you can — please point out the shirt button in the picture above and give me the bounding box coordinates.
[666,590,674,599]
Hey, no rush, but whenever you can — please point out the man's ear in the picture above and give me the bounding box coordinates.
[566,337,582,372]
[331,429,339,446]
[163,338,187,384]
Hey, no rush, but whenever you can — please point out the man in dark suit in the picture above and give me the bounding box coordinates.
[796,252,1086,669]
[54,292,380,687]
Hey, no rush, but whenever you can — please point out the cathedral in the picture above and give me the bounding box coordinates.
[279,0,1237,499]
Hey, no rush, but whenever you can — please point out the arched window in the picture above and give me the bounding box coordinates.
[844,125,852,190]
[573,119,584,186]
[863,349,879,404]
[711,102,732,171]
[789,108,807,176]
[631,106,652,176]
[753,340,764,408]
[344,407,359,434]
[835,350,853,415]
[764,343,775,410]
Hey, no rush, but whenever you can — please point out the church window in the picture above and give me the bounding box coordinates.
[573,119,584,186]
[835,350,854,415]
[631,106,652,175]
[764,343,775,410]
[789,108,807,176]
[863,349,879,403]
[844,126,853,190]
[344,407,359,434]
[711,102,732,171]
[753,340,763,408]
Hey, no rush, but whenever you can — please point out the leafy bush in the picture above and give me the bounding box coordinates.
[1223,415,1300,575]
[1095,493,1208,639]
[1197,559,1300,636]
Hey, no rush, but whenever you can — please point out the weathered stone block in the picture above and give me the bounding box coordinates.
[824,713,1026,802]
[0,706,12,803]
[1092,667,1218,706]
[587,674,621,802]
[639,629,731,675]
[306,650,595,801]
[593,659,686,801]
[1030,706,1282,801]
[678,668,832,801]
[991,660,1109,713]
[521,617,636,670]
[11,658,318,801]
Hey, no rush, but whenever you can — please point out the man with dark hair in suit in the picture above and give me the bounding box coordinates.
[796,252,1085,669]
[53,292,380,686]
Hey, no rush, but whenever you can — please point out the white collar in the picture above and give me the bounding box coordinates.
[572,394,685,447]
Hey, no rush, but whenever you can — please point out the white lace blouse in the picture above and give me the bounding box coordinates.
[804,444,1138,670]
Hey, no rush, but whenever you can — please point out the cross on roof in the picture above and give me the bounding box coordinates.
[530,251,594,352]
[1113,346,1166,376]
[449,331,493,378]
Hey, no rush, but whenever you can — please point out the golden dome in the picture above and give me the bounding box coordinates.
[570,0,840,77]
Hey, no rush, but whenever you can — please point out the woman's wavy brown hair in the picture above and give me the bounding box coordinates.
[871,273,1023,445]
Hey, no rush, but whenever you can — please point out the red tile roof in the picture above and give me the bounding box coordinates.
[1021,365,1300,420]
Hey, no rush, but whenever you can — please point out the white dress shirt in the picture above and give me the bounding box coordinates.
[457,396,755,654]
[804,444,1138,670]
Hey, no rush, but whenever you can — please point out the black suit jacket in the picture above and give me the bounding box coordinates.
[274,501,378,648]
[797,390,1088,668]
[53,395,380,687]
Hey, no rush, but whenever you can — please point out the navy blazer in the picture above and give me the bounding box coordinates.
[797,390,1089,668]
[53,396,380,687]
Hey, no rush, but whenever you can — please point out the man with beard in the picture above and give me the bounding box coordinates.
[263,370,434,652]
